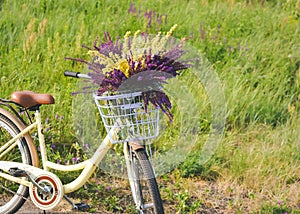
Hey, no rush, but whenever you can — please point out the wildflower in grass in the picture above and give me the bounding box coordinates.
[94,177,101,184]
[144,10,153,28]
[128,2,136,14]
[72,157,79,164]
[66,25,192,120]
[200,22,206,40]
[157,15,162,26]
[128,3,167,29]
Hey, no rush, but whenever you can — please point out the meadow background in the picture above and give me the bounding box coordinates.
[0,0,299,213]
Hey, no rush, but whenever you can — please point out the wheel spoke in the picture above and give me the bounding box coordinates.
[0,113,32,213]
[0,183,27,200]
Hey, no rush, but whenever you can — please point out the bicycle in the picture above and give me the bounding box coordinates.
[0,71,164,214]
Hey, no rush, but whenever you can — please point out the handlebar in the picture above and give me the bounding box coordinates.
[64,70,91,79]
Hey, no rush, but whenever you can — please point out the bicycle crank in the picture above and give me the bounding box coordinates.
[29,174,64,210]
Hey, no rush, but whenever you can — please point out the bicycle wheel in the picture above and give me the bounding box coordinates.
[128,147,164,214]
[0,112,32,214]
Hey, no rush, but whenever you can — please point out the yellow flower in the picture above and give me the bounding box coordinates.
[116,59,130,77]
[87,50,100,57]
[138,57,146,69]
[167,24,178,37]
[124,31,131,38]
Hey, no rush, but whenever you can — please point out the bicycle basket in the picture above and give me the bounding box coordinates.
[94,91,160,144]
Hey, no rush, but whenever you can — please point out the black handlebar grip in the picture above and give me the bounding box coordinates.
[64,70,80,78]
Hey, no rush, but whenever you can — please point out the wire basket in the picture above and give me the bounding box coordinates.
[94,91,160,144]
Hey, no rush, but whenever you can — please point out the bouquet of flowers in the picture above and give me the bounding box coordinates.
[66,25,191,121]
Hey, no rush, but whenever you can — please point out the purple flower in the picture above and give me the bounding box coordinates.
[142,90,173,121]
[148,19,152,28]
[128,2,136,14]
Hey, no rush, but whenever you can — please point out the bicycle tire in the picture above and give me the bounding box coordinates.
[0,112,32,214]
[129,147,164,214]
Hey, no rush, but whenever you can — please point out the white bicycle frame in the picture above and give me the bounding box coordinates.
[0,109,131,194]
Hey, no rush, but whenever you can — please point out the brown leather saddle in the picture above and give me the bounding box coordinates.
[11,91,55,108]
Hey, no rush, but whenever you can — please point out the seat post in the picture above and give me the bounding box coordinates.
[35,109,49,170]
[28,105,41,111]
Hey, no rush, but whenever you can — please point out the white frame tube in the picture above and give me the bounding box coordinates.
[0,109,115,194]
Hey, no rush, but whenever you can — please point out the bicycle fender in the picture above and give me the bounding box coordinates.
[0,108,39,167]
[129,142,144,150]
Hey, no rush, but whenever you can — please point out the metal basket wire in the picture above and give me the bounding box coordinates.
[94,91,160,144]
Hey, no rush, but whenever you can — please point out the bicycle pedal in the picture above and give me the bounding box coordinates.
[8,167,27,177]
[74,203,90,212]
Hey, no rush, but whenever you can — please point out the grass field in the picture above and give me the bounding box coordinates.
[1,0,300,213]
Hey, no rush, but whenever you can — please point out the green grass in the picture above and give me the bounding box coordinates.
[1,0,300,213]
